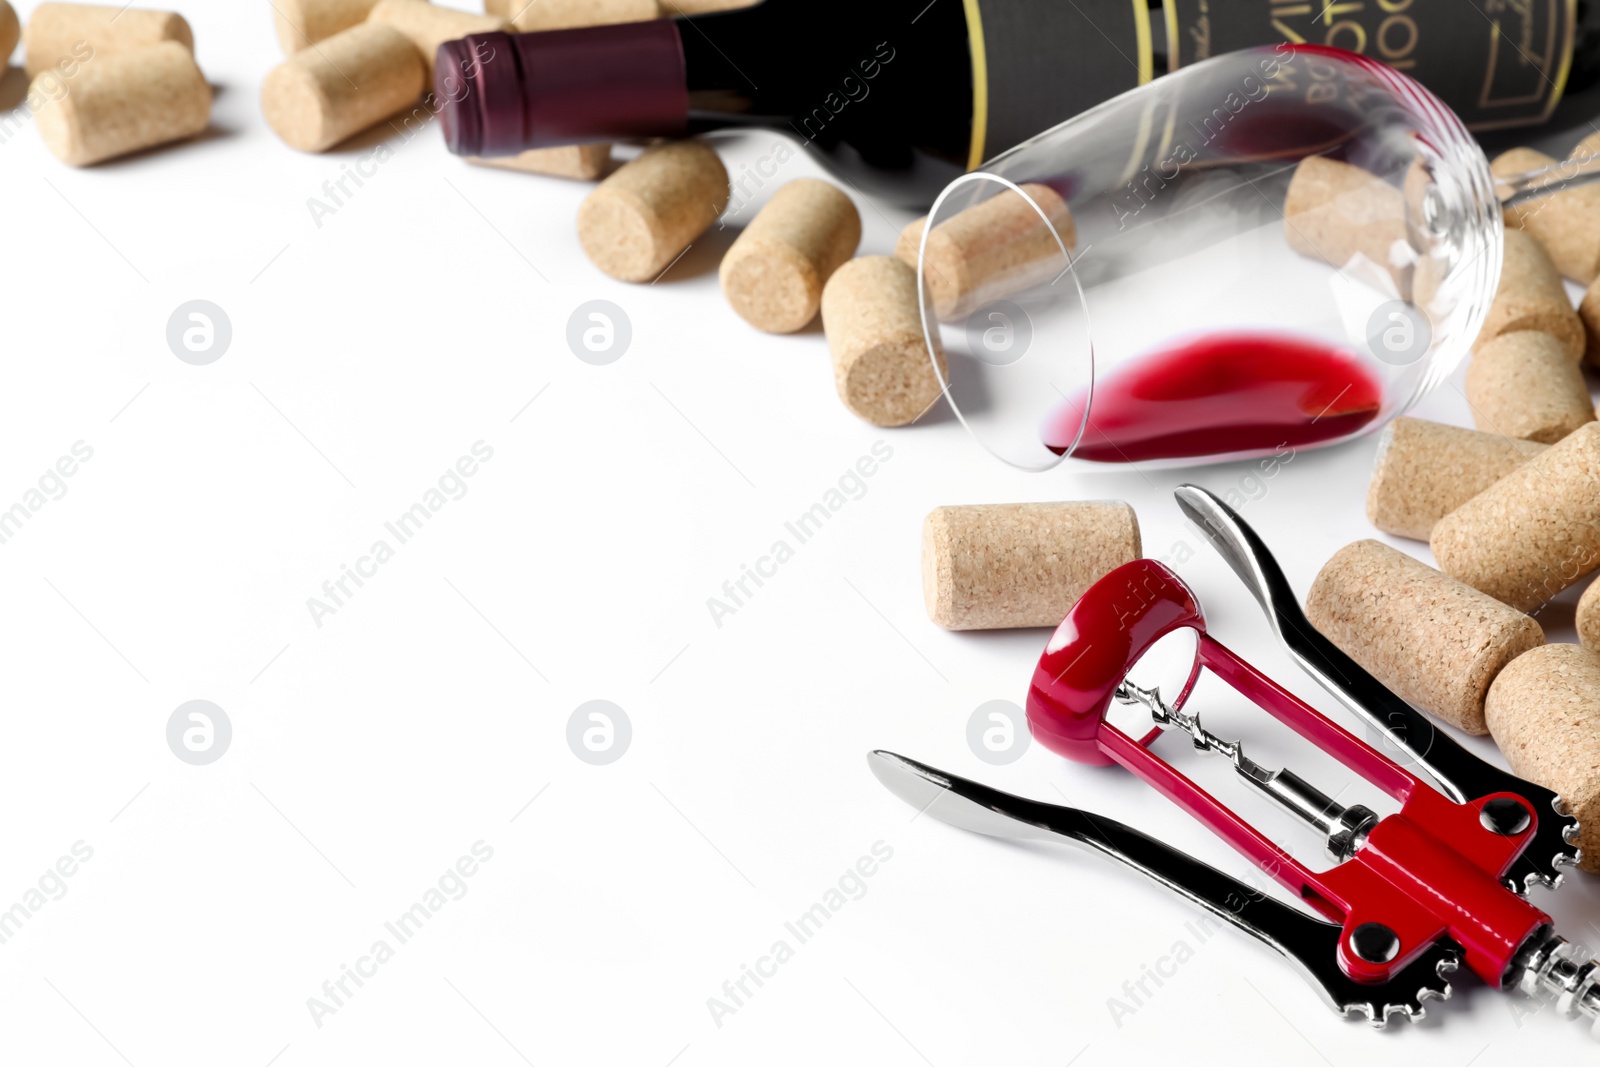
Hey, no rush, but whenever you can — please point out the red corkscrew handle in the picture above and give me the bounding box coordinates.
[1026,559,1200,766]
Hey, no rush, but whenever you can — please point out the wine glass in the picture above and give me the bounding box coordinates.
[912,44,1503,471]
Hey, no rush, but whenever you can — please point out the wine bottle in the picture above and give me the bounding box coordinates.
[436,0,976,201]
[435,0,1600,203]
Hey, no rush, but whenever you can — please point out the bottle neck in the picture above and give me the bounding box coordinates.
[682,0,972,158]
[435,0,971,164]
[434,4,792,157]
[436,22,692,157]
[675,1,809,128]
[678,2,778,99]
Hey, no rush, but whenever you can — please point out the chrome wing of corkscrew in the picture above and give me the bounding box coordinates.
[868,751,1459,1024]
[1173,484,1582,893]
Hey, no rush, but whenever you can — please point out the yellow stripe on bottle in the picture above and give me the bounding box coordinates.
[962,0,988,170]
[1163,0,1179,72]
[1132,0,1153,84]
[1545,0,1578,120]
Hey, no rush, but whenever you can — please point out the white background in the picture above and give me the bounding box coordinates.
[1,2,1599,1064]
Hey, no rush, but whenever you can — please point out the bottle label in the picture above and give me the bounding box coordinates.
[966,0,1575,164]
[1164,0,1574,130]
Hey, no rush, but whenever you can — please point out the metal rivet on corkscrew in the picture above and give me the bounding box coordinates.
[1351,924,1402,965]
[1481,796,1534,837]
[871,486,1594,1039]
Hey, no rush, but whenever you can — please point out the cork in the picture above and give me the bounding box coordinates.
[1305,540,1543,735]
[1464,330,1594,444]
[576,140,729,282]
[663,0,752,10]
[0,1,19,66]
[23,3,192,78]
[1484,644,1600,872]
[1366,417,1548,541]
[922,502,1141,631]
[33,40,210,166]
[895,183,1075,321]
[822,256,949,427]
[1431,422,1600,612]
[273,0,380,54]
[719,179,862,333]
[469,144,611,180]
[1495,146,1600,285]
[261,23,425,153]
[510,0,659,30]
[1578,580,1600,652]
[1577,273,1600,363]
[369,0,505,75]
[1475,229,1585,360]
[1283,156,1408,292]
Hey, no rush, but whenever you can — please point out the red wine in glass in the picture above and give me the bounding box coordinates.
[1042,331,1384,464]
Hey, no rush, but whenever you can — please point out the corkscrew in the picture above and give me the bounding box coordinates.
[871,488,1594,1035]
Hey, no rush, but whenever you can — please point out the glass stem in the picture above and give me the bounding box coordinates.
[1499,153,1600,209]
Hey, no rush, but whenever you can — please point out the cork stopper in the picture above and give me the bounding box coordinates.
[0,2,19,67]
[1305,540,1543,735]
[1283,156,1409,294]
[1577,273,1600,363]
[469,145,611,180]
[658,0,749,10]
[821,256,949,427]
[720,179,862,334]
[1577,580,1600,652]
[273,0,379,54]
[1430,422,1600,612]
[261,23,426,153]
[577,140,729,282]
[23,3,192,78]
[33,40,210,166]
[895,183,1075,321]
[1464,330,1594,443]
[1366,417,1547,541]
[1484,644,1600,872]
[922,502,1141,630]
[508,0,660,30]
[1476,229,1585,360]
[1495,145,1600,285]
[369,0,505,75]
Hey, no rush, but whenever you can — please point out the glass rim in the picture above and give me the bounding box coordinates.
[916,170,1088,473]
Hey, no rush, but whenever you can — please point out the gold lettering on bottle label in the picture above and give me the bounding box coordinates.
[1163,0,1574,129]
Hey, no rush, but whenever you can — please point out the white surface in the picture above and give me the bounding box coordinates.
[1,3,1598,1064]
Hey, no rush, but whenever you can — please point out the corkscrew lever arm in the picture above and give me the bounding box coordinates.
[1172,484,1580,893]
[868,750,1459,1023]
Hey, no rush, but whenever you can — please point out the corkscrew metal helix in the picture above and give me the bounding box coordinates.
[871,487,1596,1036]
